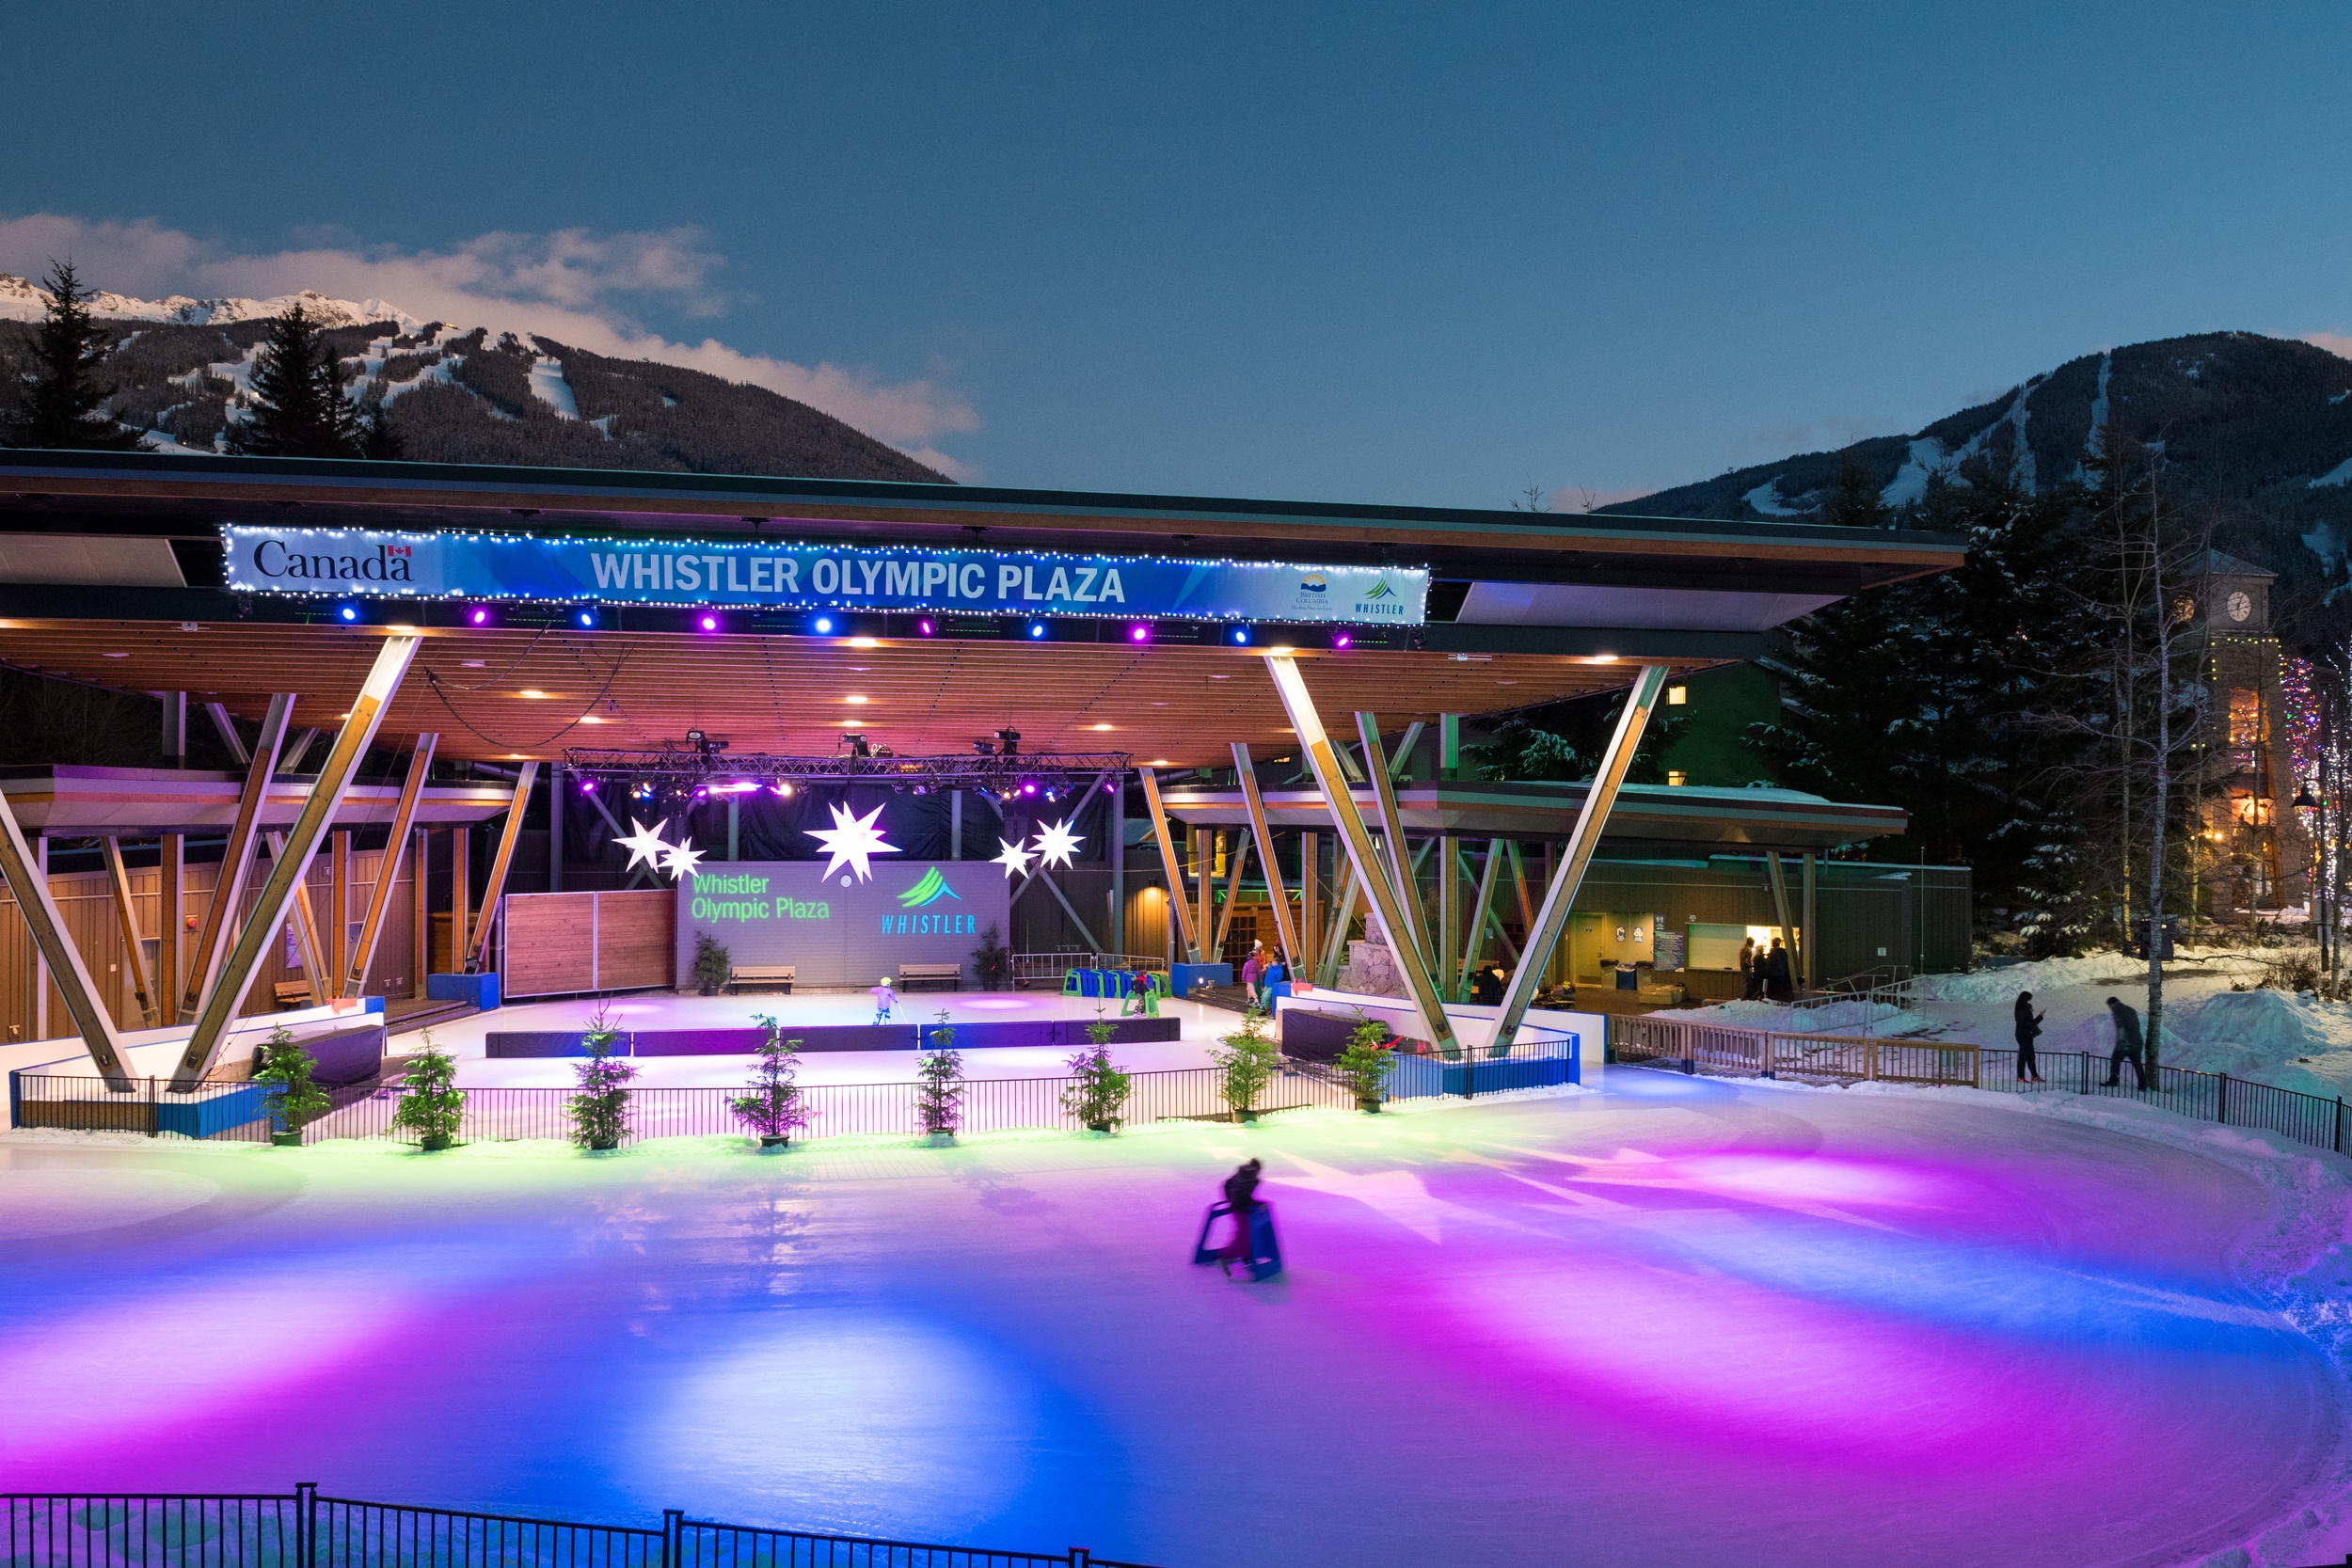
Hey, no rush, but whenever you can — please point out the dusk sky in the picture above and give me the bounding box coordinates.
[9,3,2352,503]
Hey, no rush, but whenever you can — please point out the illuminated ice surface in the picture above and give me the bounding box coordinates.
[3,1071,2350,1567]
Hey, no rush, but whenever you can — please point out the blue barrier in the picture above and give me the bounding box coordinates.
[426,972,501,1009]
[157,1084,272,1138]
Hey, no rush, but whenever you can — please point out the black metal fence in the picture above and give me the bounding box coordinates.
[0,1490,1156,1568]
[1610,1015,2350,1159]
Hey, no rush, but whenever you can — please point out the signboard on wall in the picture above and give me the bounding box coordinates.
[675,860,1010,989]
[222,525,1429,626]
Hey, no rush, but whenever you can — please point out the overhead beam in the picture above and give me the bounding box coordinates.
[466,761,539,971]
[1267,657,1458,1056]
[1137,767,1201,963]
[347,735,437,996]
[182,695,294,1019]
[1232,745,1303,966]
[172,636,420,1091]
[0,792,134,1085]
[1492,664,1669,1048]
[100,837,157,1025]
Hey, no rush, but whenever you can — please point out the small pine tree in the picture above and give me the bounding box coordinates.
[231,303,360,457]
[568,1005,637,1149]
[915,1010,964,1138]
[389,1028,467,1148]
[1060,1007,1133,1131]
[2,260,147,451]
[732,1013,808,1143]
[254,1023,331,1138]
[1333,1012,1398,1109]
[693,932,733,992]
[357,401,405,459]
[1212,1007,1280,1122]
[970,922,1011,990]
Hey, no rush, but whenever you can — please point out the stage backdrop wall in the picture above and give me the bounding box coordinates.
[675,861,1010,988]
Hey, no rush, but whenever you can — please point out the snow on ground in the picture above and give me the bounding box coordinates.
[527,356,581,420]
[2,1068,2345,1566]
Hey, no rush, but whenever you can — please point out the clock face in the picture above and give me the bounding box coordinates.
[2227,591,2253,624]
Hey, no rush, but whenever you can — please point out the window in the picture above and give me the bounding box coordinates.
[1666,685,1688,705]
[2228,689,2262,747]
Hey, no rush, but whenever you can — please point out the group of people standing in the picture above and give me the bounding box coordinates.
[1239,942,1290,1009]
[1739,936,1796,1003]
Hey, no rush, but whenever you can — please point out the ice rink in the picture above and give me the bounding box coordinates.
[2,1069,2346,1566]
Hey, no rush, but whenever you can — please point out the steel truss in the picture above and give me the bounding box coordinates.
[561,748,1135,796]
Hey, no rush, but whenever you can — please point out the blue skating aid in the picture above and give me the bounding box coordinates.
[1192,1199,1283,1281]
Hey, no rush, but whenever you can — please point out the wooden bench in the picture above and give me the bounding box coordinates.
[898,962,961,992]
[727,964,796,995]
[273,981,315,1009]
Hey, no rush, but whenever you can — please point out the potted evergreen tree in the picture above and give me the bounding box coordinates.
[1061,1008,1134,1132]
[732,1012,808,1148]
[915,1010,964,1145]
[1213,1007,1279,1124]
[255,1024,331,1148]
[568,1006,636,1151]
[1334,1012,1399,1113]
[693,933,732,996]
[389,1029,467,1150]
[970,923,1011,990]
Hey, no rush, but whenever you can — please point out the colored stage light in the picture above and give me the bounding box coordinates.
[770,783,795,797]
[1129,623,1151,642]
[1231,626,1250,644]
[576,608,599,628]
[1332,631,1352,648]
[1027,622,1048,639]
[699,613,719,632]
[1022,781,1040,796]
[918,618,935,635]
[579,778,598,795]
[814,615,835,635]
[335,602,360,623]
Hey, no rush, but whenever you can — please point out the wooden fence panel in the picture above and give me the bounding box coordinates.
[593,890,675,991]
[503,893,600,997]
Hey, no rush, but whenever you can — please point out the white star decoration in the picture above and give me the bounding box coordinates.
[1030,816,1084,869]
[659,838,706,880]
[613,817,671,872]
[992,835,1036,879]
[805,801,900,883]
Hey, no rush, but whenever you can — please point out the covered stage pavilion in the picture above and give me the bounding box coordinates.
[0,449,1962,1089]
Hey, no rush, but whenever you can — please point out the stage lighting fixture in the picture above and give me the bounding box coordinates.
[1332,631,1352,649]
[813,615,835,635]
[1027,621,1048,639]
[699,613,719,632]
[1021,781,1040,797]
[842,732,872,759]
[578,778,598,795]
[972,739,995,755]
[1231,626,1250,644]
[918,618,936,635]
[575,607,599,628]
[769,782,795,797]
[1128,623,1151,642]
[335,602,361,623]
[467,606,490,626]
[995,727,1022,756]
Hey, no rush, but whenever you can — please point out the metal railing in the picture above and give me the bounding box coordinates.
[1610,1016,2351,1156]
[0,1489,1154,1568]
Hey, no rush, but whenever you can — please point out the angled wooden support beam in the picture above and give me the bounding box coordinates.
[158,833,183,1025]
[1136,767,1201,962]
[1269,657,1457,1056]
[1210,832,1252,958]
[1232,745,1303,966]
[328,832,350,992]
[262,832,331,1004]
[182,695,294,1019]
[467,761,539,970]
[172,637,420,1091]
[1457,838,1506,992]
[1493,665,1669,1047]
[347,735,436,996]
[1354,714,1438,974]
[1315,865,1364,987]
[101,837,157,1025]
[0,793,133,1084]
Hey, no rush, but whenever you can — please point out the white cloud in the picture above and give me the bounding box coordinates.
[0,214,978,471]
[2306,332,2352,361]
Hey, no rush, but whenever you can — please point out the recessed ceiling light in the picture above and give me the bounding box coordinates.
[1150,758,1171,766]
[845,694,868,705]
[1090,722,1113,731]
[461,659,486,669]
[1498,680,1518,686]
[102,652,127,658]
[578,715,605,724]
[848,637,879,648]
[519,689,549,698]
[1208,674,1229,681]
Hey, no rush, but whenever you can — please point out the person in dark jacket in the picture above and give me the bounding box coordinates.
[1471,962,1506,1006]
[1764,939,1794,1003]
[1739,937,1760,1001]
[2103,996,2148,1088]
[1218,1158,1264,1275]
[2013,990,2046,1083]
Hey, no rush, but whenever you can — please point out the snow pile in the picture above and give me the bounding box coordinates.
[2163,990,2348,1100]
[1653,998,1936,1037]
[1922,953,2143,1004]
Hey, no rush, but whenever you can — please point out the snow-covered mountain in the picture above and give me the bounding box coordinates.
[0,275,946,483]
[0,272,421,334]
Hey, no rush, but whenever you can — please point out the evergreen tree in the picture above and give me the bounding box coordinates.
[231,303,363,457]
[1,260,147,451]
[1818,456,1890,529]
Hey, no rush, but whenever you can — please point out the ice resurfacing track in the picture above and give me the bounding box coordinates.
[0,1070,2343,1566]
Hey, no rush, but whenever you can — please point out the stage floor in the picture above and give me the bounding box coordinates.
[1,1073,2344,1565]
[403,990,1234,1086]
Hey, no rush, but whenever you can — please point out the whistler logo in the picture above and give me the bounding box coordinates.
[1353,575,1406,616]
[897,867,963,908]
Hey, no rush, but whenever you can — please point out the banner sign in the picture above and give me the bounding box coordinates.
[675,860,1011,989]
[222,524,1427,626]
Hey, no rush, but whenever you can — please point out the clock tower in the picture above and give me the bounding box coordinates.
[2193,550,2300,923]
